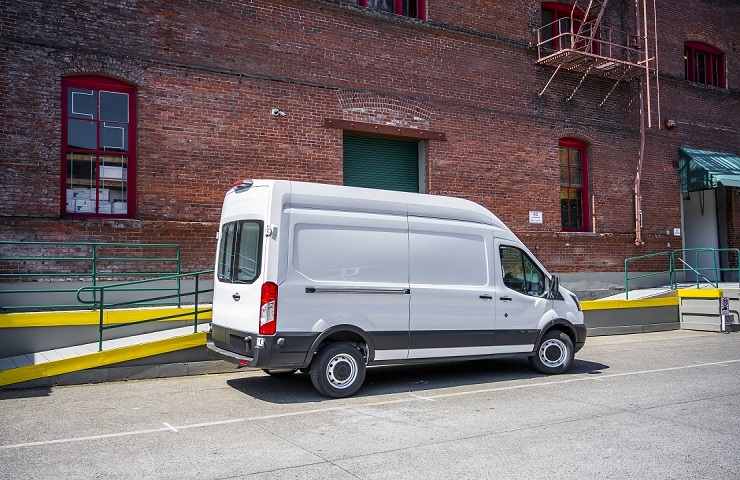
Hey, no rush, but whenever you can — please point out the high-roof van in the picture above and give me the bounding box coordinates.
[207,180,585,397]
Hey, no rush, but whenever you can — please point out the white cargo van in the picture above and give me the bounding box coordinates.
[207,179,585,397]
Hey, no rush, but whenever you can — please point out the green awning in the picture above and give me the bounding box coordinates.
[679,147,740,192]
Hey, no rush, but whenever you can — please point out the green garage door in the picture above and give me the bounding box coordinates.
[343,134,419,193]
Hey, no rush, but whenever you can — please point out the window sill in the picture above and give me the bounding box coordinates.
[685,80,729,92]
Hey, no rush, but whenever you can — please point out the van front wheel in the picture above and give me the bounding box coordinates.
[530,330,574,374]
[310,342,366,398]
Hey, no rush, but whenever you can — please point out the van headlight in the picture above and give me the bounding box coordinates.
[570,293,581,311]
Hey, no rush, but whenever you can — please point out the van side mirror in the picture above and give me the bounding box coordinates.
[547,275,560,300]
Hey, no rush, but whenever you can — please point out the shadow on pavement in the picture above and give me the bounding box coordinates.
[0,386,52,400]
[227,357,609,404]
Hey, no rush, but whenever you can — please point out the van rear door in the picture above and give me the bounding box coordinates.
[212,186,271,334]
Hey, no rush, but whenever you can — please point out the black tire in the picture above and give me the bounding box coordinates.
[309,342,366,398]
[530,330,575,374]
[262,369,297,377]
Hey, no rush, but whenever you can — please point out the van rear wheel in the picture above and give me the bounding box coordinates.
[310,342,366,398]
[530,330,574,374]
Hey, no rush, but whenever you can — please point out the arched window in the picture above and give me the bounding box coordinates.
[685,41,726,88]
[559,138,590,231]
[61,75,136,217]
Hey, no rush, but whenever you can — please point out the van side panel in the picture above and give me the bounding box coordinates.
[277,208,411,359]
[407,217,516,359]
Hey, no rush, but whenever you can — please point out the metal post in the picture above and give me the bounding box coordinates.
[712,250,719,286]
[92,244,98,304]
[193,274,199,333]
[98,289,104,352]
[669,252,674,290]
[624,258,630,300]
[176,247,182,308]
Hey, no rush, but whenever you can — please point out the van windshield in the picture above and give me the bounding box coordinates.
[217,220,263,283]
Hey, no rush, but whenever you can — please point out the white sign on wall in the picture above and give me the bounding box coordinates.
[529,211,543,224]
[673,228,681,237]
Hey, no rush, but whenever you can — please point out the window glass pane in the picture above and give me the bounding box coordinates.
[68,119,97,149]
[217,222,236,282]
[697,52,706,84]
[561,188,583,229]
[68,89,96,119]
[570,166,582,187]
[101,122,128,151]
[235,222,263,283]
[100,91,129,123]
[523,255,546,296]
[367,0,393,12]
[66,153,96,214]
[99,155,127,215]
[500,246,526,294]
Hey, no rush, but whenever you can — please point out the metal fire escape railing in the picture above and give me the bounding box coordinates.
[624,248,740,299]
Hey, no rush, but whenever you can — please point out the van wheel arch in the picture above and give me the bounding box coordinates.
[303,325,374,368]
[536,319,577,352]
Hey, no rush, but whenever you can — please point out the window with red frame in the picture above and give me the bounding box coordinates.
[685,42,726,88]
[358,0,426,20]
[540,2,599,54]
[62,76,136,217]
[559,138,590,231]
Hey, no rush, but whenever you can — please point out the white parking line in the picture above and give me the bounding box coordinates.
[2,358,739,451]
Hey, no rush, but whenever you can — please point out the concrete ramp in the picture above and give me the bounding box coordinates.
[581,296,680,336]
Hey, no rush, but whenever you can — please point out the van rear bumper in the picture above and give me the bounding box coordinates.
[208,324,316,369]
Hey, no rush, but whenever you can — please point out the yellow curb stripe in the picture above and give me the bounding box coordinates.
[581,295,679,311]
[0,306,212,328]
[677,288,722,299]
[0,332,207,387]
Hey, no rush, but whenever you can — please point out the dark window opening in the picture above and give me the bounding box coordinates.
[217,220,264,284]
[359,0,426,20]
[685,41,726,88]
[62,75,136,217]
[559,138,590,232]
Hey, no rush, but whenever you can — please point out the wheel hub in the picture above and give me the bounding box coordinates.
[539,338,567,368]
[326,353,358,389]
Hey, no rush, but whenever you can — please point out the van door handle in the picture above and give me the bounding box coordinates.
[500,296,512,302]
[232,293,241,301]
[479,294,493,300]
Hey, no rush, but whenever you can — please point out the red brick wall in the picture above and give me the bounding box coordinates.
[1,0,738,275]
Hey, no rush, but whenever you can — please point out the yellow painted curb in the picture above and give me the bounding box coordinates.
[581,295,678,311]
[0,332,207,387]
[0,306,212,328]
[677,288,722,299]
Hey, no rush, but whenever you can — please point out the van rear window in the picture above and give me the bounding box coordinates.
[217,220,263,283]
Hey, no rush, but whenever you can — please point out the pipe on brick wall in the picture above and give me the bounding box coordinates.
[633,0,645,246]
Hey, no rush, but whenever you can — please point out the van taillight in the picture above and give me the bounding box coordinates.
[259,282,278,335]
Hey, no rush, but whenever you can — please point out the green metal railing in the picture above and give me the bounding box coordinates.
[624,248,740,299]
[0,241,182,311]
[76,270,213,351]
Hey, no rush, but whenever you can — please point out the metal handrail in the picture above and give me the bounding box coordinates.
[75,270,213,351]
[0,241,182,311]
[624,248,740,299]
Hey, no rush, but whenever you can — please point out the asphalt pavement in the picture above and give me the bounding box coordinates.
[1,330,739,480]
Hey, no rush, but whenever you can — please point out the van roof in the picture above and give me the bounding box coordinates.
[245,179,510,230]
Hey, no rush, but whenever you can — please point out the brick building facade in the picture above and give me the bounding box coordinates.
[1,0,739,291]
